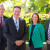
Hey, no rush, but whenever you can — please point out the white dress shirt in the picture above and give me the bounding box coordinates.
[13,16,19,31]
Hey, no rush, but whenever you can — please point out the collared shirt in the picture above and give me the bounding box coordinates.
[13,16,19,31]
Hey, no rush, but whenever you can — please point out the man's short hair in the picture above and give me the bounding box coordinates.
[13,6,21,10]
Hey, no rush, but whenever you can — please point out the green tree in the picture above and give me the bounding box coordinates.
[27,0,50,13]
[0,0,7,3]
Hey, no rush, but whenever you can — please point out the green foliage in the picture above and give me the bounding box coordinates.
[0,0,7,3]
[0,0,50,41]
[28,0,50,13]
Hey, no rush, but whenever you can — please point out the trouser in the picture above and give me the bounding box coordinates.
[47,44,50,50]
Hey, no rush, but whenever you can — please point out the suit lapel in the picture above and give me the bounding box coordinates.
[19,18,22,32]
[10,17,22,32]
[10,17,17,32]
[3,16,6,27]
[30,24,38,35]
[47,20,50,29]
[33,24,38,34]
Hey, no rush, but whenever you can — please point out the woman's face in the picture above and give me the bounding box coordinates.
[32,14,38,23]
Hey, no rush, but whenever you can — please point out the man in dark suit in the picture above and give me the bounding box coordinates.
[0,5,7,50]
[3,6,27,50]
[45,20,50,50]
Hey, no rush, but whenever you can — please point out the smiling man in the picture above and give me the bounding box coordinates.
[3,6,27,50]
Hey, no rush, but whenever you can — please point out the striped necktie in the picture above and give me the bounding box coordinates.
[15,19,19,32]
[48,23,50,40]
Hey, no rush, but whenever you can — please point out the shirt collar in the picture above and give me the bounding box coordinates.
[13,16,19,21]
[0,16,3,18]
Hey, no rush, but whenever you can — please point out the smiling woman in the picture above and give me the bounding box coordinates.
[31,13,40,24]
[29,13,45,50]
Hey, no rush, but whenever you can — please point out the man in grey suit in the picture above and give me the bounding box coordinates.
[3,6,27,50]
[0,5,7,50]
[45,20,50,50]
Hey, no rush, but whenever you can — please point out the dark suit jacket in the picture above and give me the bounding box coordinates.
[0,16,7,43]
[45,20,50,40]
[3,17,27,50]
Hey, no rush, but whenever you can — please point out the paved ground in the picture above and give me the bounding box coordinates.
[5,44,47,50]
[26,44,47,50]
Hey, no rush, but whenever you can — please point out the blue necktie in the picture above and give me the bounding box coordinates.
[15,19,19,32]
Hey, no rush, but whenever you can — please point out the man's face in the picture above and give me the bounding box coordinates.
[0,6,5,16]
[13,8,21,19]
